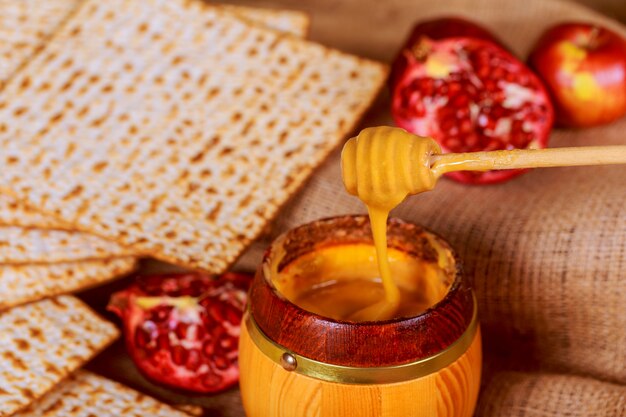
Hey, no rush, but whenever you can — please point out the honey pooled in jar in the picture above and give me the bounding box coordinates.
[274,243,453,322]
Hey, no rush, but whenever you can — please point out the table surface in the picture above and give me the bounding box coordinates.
[80,0,626,416]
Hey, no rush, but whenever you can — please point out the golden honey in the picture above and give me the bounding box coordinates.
[277,244,451,321]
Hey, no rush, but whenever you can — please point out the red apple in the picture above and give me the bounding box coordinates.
[528,23,626,128]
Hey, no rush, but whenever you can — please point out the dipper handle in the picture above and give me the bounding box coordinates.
[430,146,626,177]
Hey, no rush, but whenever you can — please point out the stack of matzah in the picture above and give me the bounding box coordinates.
[0,0,387,273]
[0,0,140,314]
[0,0,312,312]
[0,0,386,415]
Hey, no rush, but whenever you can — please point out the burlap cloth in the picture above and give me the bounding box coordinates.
[229,0,626,414]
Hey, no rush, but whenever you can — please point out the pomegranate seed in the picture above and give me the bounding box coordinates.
[150,306,172,322]
[456,107,469,118]
[200,315,215,333]
[491,106,505,119]
[491,67,505,80]
[225,306,241,326]
[418,78,434,95]
[214,355,229,370]
[412,100,426,117]
[464,133,479,148]
[186,349,202,371]
[477,65,489,78]
[175,322,189,340]
[513,132,533,148]
[448,82,461,94]
[194,325,205,339]
[483,79,497,92]
[484,139,503,151]
[171,345,188,366]
[212,325,226,342]
[202,373,223,388]
[445,137,461,149]
[135,327,152,348]
[202,340,215,357]
[209,304,225,322]
[220,336,237,350]
[157,333,170,350]
[459,119,473,133]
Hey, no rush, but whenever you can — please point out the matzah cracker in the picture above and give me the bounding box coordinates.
[0,257,137,311]
[0,0,307,88]
[0,296,119,417]
[0,0,386,272]
[0,226,137,264]
[0,1,308,233]
[13,371,190,417]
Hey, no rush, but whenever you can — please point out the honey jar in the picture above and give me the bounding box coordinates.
[239,215,481,417]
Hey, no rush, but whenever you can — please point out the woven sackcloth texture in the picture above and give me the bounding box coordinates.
[232,0,626,387]
[476,372,626,417]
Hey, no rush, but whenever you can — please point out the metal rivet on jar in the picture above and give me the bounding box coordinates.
[280,352,297,371]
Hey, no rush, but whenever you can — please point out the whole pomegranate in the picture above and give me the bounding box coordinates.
[108,272,252,394]
[391,19,554,184]
[529,22,626,127]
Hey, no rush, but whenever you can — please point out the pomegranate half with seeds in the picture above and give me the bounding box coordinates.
[108,272,252,394]
[391,31,554,184]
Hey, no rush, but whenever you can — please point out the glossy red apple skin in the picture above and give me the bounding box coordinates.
[528,23,626,128]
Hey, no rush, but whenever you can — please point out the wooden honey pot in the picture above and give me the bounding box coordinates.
[239,215,482,417]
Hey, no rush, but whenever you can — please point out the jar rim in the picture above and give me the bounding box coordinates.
[248,214,476,367]
[262,214,463,326]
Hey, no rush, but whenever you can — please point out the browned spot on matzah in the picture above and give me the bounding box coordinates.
[15,339,30,351]
[4,352,27,371]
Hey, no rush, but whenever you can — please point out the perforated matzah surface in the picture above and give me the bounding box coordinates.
[0,0,307,87]
[0,296,119,417]
[0,0,386,272]
[0,226,137,264]
[0,194,68,229]
[0,2,308,232]
[0,257,136,311]
[13,371,190,417]
[0,0,80,87]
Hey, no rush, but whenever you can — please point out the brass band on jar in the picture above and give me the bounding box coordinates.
[245,294,478,385]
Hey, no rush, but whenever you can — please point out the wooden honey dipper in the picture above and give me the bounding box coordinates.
[341,126,626,321]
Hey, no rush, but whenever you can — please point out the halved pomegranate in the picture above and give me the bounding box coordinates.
[391,37,554,184]
[107,272,252,394]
